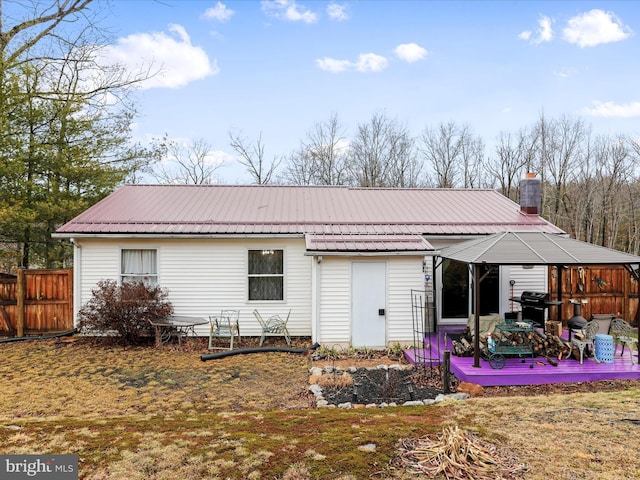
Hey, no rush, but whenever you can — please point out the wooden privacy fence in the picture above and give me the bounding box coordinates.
[548,265,639,326]
[0,269,73,337]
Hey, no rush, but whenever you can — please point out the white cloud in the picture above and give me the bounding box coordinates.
[518,30,532,41]
[520,16,553,45]
[327,3,349,21]
[563,9,632,47]
[316,53,388,73]
[355,53,388,72]
[315,57,351,73]
[553,67,574,79]
[261,0,317,24]
[537,16,554,43]
[103,24,218,89]
[583,100,640,118]
[394,43,428,63]
[202,2,234,22]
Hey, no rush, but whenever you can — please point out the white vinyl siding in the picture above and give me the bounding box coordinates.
[75,241,120,323]
[504,264,548,316]
[506,265,547,303]
[317,255,425,346]
[317,258,351,344]
[387,257,426,344]
[75,237,312,337]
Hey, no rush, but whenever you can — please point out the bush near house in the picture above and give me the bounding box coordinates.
[78,279,173,344]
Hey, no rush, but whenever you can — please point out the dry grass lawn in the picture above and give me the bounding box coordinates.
[0,338,639,479]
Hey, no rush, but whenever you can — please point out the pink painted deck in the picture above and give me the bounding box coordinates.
[405,330,640,387]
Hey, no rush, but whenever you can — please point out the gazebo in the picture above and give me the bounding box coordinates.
[438,232,640,368]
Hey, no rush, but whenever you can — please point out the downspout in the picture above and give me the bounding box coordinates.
[71,238,82,329]
[311,255,321,344]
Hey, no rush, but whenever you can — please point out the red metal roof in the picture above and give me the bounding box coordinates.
[55,184,564,237]
[305,234,434,252]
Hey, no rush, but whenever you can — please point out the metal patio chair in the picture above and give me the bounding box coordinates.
[208,309,240,350]
[610,317,638,365]
[253,309,291,347]
[590,313,615,335]
[571,320,600,364]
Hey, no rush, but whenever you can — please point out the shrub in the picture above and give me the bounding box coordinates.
[78,279,173,344]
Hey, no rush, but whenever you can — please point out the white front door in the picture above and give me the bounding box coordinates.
[351,262,386,348]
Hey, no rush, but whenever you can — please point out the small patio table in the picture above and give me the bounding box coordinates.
[150,315,208,347]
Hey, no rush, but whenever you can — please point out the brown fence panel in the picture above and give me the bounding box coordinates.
[0,269,73,336]
[0,275,17,334]
[549,265,639,326]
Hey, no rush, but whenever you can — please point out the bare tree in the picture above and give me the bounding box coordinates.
[418,121,482,188]
[347,111,420,187]
[153,138,223,184]
[534,114,588,225]
[0,0,94,65]
[228,131,280,184]
[591,135,635,248]
[285,112,349,185]
[0,0,158,268]
[485,129,536,200]
[460,134,486,188]
[625,136,640,253]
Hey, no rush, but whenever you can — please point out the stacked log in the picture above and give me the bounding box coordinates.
[452,328,575,361]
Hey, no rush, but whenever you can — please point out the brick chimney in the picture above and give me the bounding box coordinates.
[520,172,540,215]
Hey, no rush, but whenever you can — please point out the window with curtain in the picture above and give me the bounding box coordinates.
[121,249,158,285]
[248,249,284,301]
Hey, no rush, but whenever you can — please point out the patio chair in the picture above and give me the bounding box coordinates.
[208,310,240,350]
[571,320,600,365]
[253,309,291,347]
[590,313,615,335]
[610,318,638,365]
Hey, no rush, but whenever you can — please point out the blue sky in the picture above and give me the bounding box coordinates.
[102,1,639,183]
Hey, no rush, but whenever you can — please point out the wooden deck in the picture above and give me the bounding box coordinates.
[405,329,640,387]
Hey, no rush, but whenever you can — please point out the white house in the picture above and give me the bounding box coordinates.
[54,179,563,348]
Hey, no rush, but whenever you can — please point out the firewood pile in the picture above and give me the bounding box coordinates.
[451,327,577,362]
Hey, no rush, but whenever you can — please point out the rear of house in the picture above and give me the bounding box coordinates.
[54,182,563,347]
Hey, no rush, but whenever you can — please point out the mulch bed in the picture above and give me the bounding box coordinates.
[320,368,442,405]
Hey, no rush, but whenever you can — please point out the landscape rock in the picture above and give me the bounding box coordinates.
[309,384,323,396]
[358,443,377,452]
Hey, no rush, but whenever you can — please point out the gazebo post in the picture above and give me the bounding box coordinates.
[473,263,481,368]
[556,265,564,324]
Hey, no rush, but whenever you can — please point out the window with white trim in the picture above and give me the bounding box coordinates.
[248,249,283,301]
[121,249,158,285]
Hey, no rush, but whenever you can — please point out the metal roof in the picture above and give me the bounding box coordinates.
[55,184,563,237]
[305,234,434,253]
[439,231,640,265]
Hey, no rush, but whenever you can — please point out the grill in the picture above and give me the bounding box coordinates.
[511,291,562,328]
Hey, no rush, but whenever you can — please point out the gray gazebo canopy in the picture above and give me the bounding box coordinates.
[439,231,640,266]
[438,231,640,367]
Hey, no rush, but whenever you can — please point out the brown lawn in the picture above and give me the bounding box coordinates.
[0,337,638,479]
